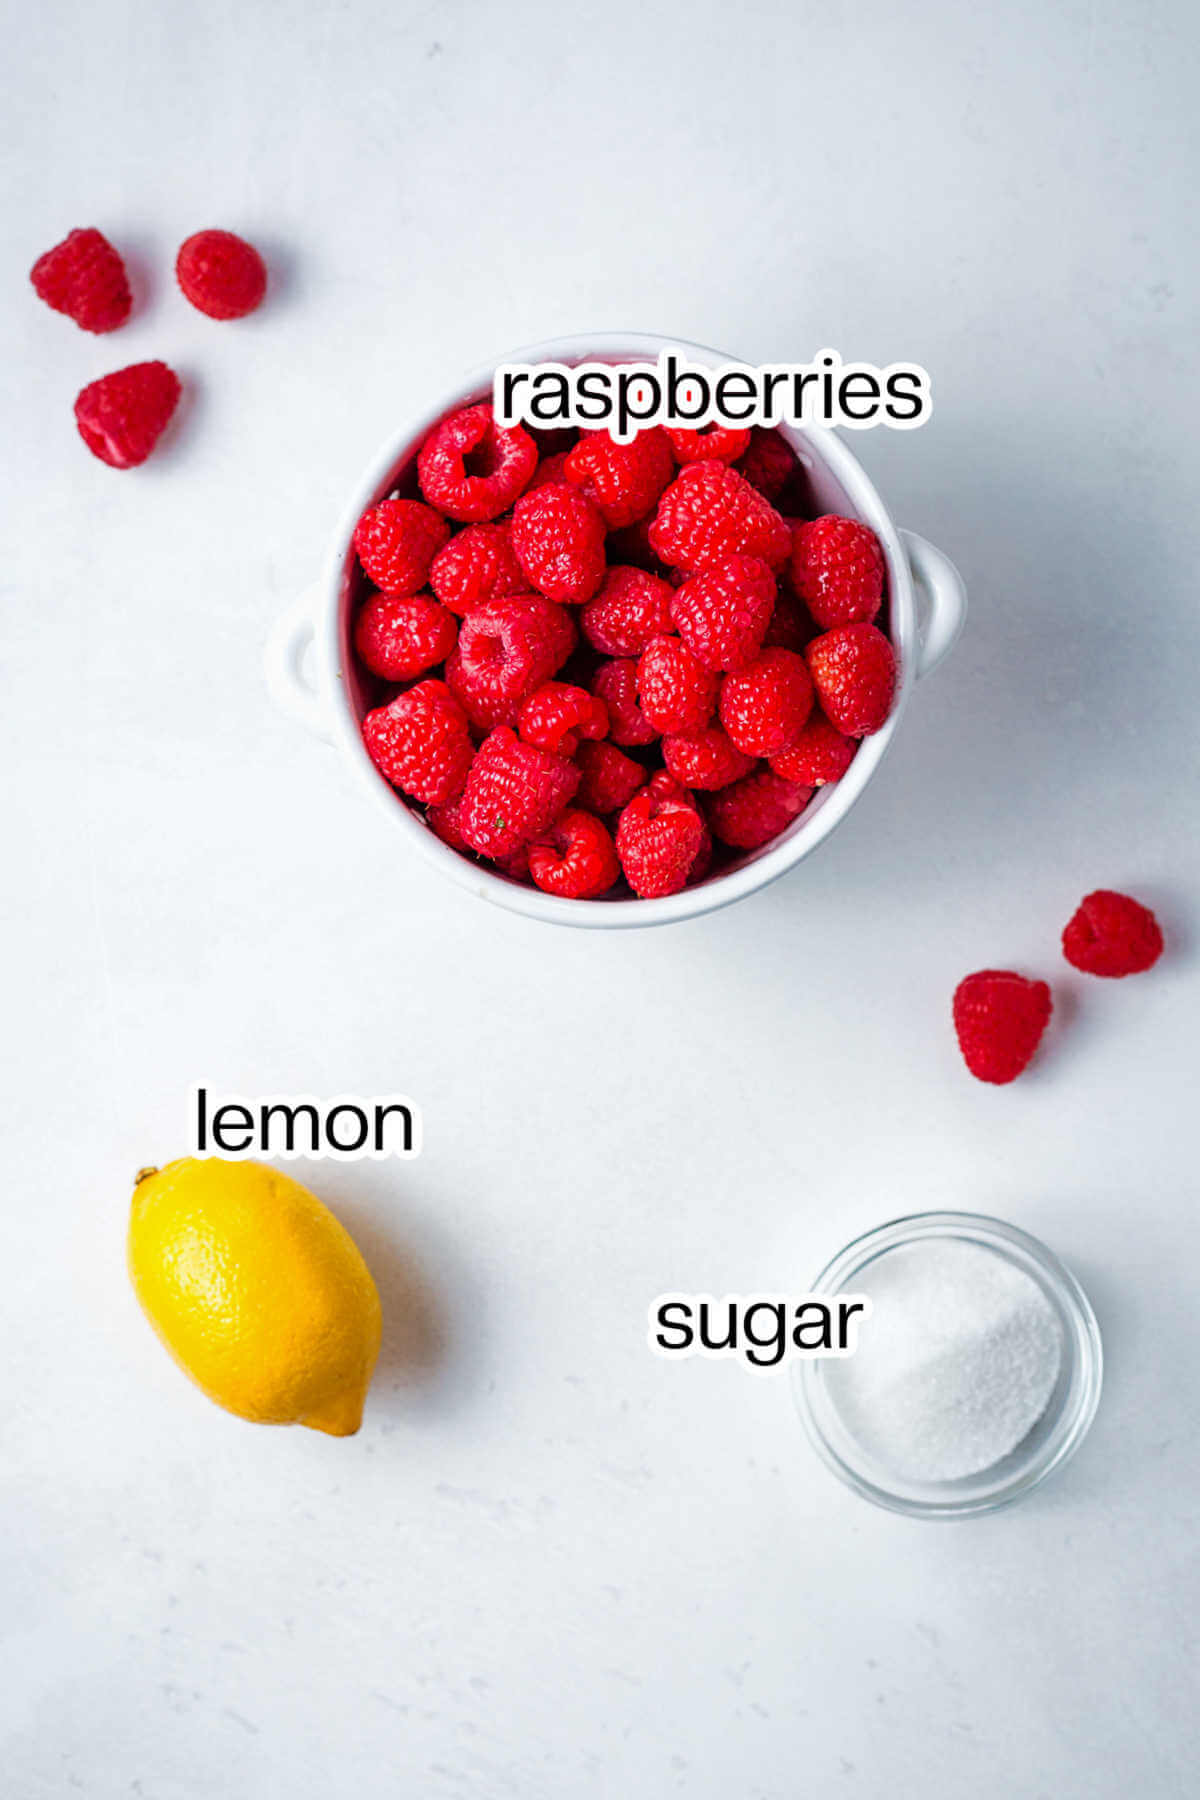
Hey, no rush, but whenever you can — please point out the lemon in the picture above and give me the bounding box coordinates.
[128,1158,381,1436]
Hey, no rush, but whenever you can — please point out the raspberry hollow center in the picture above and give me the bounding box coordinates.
[463,440,501,478]
[472,632,506,669]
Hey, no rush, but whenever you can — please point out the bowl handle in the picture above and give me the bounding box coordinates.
[901,530,967,679]
[264,585,333,743]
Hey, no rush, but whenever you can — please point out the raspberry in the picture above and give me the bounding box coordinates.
[175,229,267,320]
[670,554,775,672]
[362,678,474,806]
[616,773,705,899]
[511,483,607,604]
[735,428,795,502]
[354,592,458,682]
[574,739,645,814]
[418,403,537,523]
[353,498,451,595]
[427,791,469,853]
[429,522,525,615]
[665,424,751,464]
[790,516,884,628]
[718,648,813,757]
[458,726,579,860]
[649,462,791,575]
[806,624,896,736]
[526,451,573,490]
[564,427,675,527]
[517,682,608,756]
[761,590,812,653]
[662,725,755,791]
[30,227,131,333]
[769,711,857,786]
[953,971,1053,1085]
[706,768,811,850]
[528,808,620,899]
[581,565,675,657]
[1061,890,1164,978]
[445,595,576,731]
[73,361,181,468]
[496,842,531,881]
[592,659,658,745]
[688,812,715,885]
[636,636,719,735]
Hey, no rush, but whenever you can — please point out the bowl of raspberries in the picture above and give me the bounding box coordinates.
[267,335,966,926]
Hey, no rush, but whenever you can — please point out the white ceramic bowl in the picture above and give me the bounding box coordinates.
[266,333,967,929]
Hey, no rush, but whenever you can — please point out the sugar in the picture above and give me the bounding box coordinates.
[824,1238,1064,1484]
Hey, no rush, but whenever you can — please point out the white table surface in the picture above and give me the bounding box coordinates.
[4,2,1198,1794]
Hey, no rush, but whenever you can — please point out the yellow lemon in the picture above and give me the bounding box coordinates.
[128,1158,381,1436]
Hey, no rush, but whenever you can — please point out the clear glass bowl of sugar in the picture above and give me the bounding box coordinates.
[793,1212,1103,1518]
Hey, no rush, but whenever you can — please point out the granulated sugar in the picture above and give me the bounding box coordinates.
[825,1238,1064,1483]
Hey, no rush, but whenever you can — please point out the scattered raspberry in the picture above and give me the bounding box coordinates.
[518,682,608,756]
[636,636,720,736]
[1061,890,1164,978]
[418,403,537,522]
[670,554,775,672]
[790,516,884,628]
[592,658,658,746]
[353,497,451,596]
[666,425,751,464]
[445,595,576,731]
[354,592,458,682]
[526,451,573,490]
[953,971,1053,1085]
[649,462,791,575]
[362,679,474,806]
[718,647,813,758]
[616,773,705,899]
[574,739,646,814]
[769,711,857,786]
[427,791,470,853]
[511,483,607,604]
[175,229,267,320]
[458,726,579,860]
[565,426,675,528]
[528,808,621,899]
[735,428,795,502]
[662,726,756,791]
[73,361,181,468]
[806,623,895,736]
[761,589,812,653]
[429,522,525,615]
[30,227,131,333]
[581,565,675,657]
[706,768,811,850]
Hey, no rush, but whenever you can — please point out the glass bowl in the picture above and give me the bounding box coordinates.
[792,1211,1103,1519]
